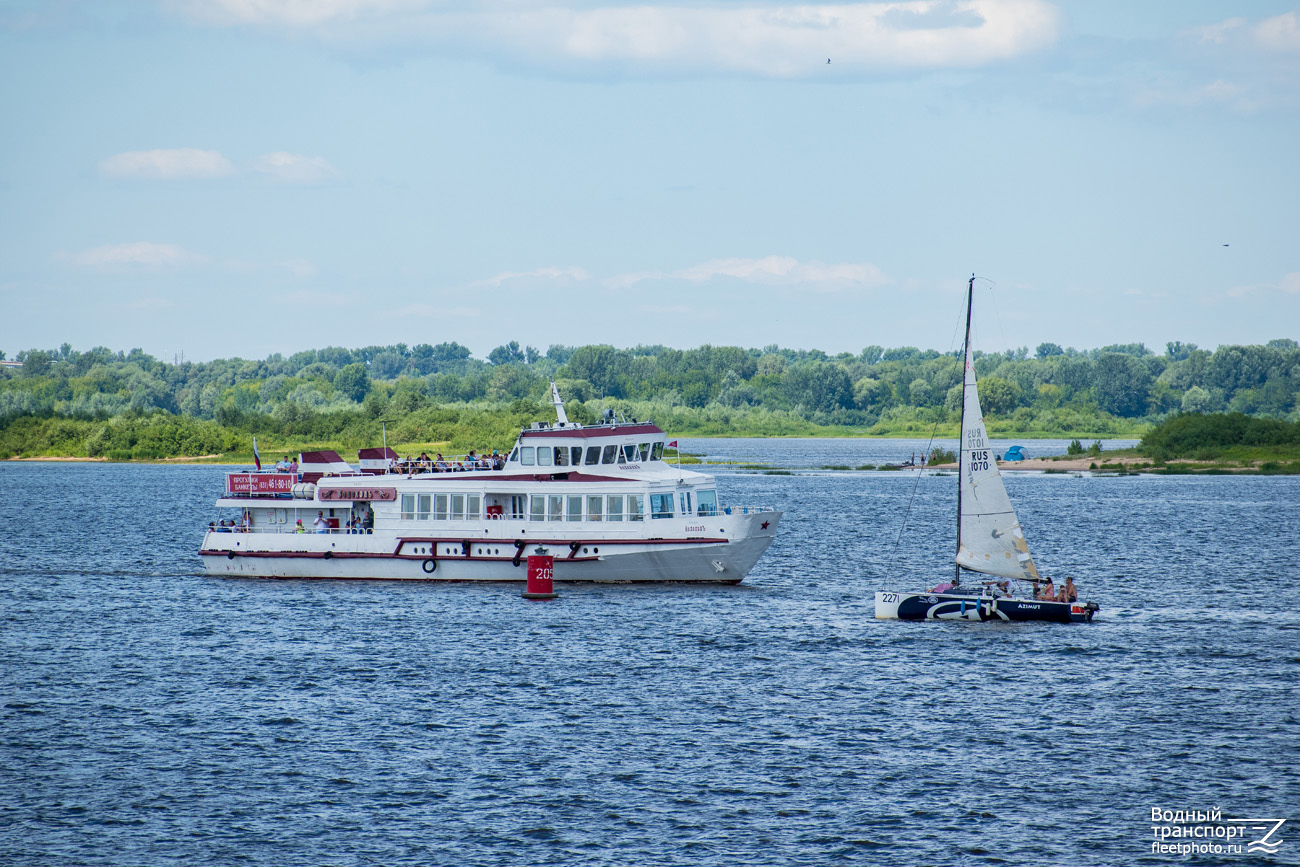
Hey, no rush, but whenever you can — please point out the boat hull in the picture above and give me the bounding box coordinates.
[200,513,780,584]
[874,591,1098,623]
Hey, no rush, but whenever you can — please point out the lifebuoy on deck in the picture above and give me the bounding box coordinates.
[422,559,437,573]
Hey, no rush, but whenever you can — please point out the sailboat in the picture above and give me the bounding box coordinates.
[874,276,1100,623]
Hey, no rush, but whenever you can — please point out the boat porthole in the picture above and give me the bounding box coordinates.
[593,547,598,553]
[583,547,589,554]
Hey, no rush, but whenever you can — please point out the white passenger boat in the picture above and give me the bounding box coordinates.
[200,385,781,583]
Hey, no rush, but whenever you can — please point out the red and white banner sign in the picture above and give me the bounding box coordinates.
[318,486,397,502]
[226,473,295,495]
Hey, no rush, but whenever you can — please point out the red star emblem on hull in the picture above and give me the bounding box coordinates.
[761,520,770,530]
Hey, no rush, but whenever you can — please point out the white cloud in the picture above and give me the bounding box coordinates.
[278,258,318,278]
[397,303,481,317]
[100,148,236,179]
[180,0,1064,76]
[252,151,342,184]
[610,255,890,291]
[1226,272,1300,298]
[177,0,429,28]
[1131,78,1257,112]
[60,242,207,268]
[1254,11,1300,52]
[476,266,591,288]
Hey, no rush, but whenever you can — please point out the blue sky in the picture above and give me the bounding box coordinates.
[2,0,1298,362]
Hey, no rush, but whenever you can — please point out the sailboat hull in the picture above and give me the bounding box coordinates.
[875,591,1098,623]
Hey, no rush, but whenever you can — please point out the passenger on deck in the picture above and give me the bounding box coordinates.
[997,581,1012,597]
[492,450,504,470]
[931,579,956,593]
[294,519,306,533]
[1037,579,1055,601]
[314,511,328,534]
[1062,577,1078,602]
[361,509,374,534]
[435,453,448,471]
[208,521,217,534]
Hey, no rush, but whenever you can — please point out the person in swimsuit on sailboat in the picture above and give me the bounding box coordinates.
[1061,577,1078,603]
[1037,578,1055,601]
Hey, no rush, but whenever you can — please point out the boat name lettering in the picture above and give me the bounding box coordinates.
[617,464,641,470]
[318,486,397,502]
[684,525,706,533]
[969,449,990,472]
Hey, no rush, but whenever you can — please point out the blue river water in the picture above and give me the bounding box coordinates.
[1,440,1297,866]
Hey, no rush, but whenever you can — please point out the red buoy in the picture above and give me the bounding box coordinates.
[522,552,557,600]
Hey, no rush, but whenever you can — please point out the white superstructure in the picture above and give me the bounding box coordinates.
[200,399,781,584]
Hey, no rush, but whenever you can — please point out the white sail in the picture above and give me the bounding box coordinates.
[956,335,1041,582]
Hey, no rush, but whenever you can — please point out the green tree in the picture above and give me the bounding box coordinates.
[976,376,1022,415]
[333,363,371,402]
[488,341,526,366]
[1093,353,1153,417]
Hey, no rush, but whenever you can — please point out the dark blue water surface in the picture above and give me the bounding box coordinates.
[2,443,1297,867]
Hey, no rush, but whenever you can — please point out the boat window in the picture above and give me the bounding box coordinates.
[548,494,564,521]
[530,495,546,522]
[467,494,481,520]
[554,447,569,467]
[520,446,535,466]
[651,442,664,461]
[418,494,431,521]
[509,447,519,463]
[622,444,637,463]
[451,494,465,521]
[537,447,552,467]
[567,495,583,522]
[510,495,527,520]
[679,491,692,516]
[401,494,416,520]
[628,494,644,521]
[696,489,718,516]
[638,443,651,461]
[650,493,674,519]
[607,495,623,522]
[601,444,617,464]
[434,494,449,521]
[585,446,601,466]
[570,446,583,466]
[587,495,602,521]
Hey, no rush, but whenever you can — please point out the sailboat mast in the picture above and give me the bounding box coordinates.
[956,274,975,583]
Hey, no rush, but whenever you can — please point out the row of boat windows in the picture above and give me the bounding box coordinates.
[399,490,719,522]
[512,441,664,468]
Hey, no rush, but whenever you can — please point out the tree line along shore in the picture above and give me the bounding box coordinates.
[1,339,1298,469]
